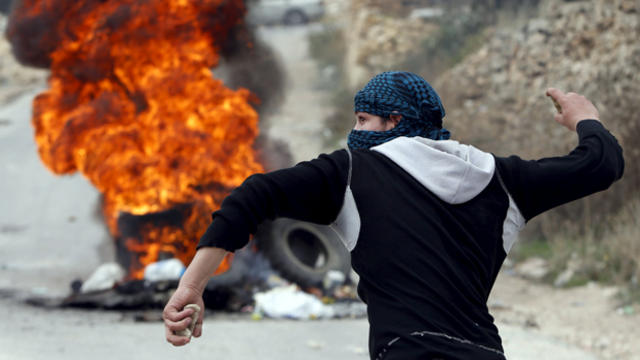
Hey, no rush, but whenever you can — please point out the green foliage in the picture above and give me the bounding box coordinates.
[510,238,553,262]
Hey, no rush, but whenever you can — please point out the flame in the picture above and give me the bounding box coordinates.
[13,0,262,278]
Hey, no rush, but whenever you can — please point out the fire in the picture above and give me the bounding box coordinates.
[8,0,263,278]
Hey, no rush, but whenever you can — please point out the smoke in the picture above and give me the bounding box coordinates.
[5,0,65,68]
[6,0,290,170]
[6,0,285,115]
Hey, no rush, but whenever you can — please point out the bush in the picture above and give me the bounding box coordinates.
[544,200,640,292]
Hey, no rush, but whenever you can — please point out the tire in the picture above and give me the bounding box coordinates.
[255,218,351,288]
[283,9,308,25]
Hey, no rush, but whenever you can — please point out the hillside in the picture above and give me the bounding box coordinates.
[433,0,639,298]
[435,0,637,196]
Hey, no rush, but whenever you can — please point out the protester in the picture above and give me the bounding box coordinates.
[164,71,624,359]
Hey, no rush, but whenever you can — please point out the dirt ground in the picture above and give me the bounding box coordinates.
[1,23,638,360]
[490,272,639,359]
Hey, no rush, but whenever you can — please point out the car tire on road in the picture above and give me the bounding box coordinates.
[255,218,351,288]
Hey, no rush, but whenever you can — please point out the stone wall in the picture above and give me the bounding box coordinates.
[343,0,443,88]
[434,0,638,158]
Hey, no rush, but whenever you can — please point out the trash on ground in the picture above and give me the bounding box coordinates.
[143,259,185,282]
[616,305,635,316]
[306,340,326,350]
[329,301,367,319]
[323,269,346,293]
[254,285,334,319]
[253,284,366,320]
[81,263,125,293]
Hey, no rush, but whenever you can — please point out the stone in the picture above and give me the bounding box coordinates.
[554,268,575,287]
[515,257,549,281]
[174,303,200,338]
[488,298,511,310]
[343,2,441,87]
[619,0,637,13]
[524,315,540,329]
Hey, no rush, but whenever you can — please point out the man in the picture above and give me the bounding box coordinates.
[163,71,624,359]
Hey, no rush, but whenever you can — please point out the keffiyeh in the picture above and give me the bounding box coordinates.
[348,71,450,150]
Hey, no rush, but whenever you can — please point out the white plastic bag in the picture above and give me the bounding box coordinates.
[81,263,125,293]
[143,258,185,282]
[254,285,334,319]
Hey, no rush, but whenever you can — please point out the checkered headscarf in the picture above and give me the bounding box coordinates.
[347,71,450,150]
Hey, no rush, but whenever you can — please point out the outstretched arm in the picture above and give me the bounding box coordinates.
[164,149,350,346]
[496,89,624,221]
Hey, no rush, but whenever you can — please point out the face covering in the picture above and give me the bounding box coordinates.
[348,71,450,150]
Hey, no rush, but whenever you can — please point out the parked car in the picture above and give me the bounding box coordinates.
[246,0,325,26]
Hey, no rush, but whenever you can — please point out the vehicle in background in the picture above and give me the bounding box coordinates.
[409,7,445,20]
[246,0,325,26]
[0,0,12,14]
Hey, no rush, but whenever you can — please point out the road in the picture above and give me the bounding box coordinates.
[257,23,335,164]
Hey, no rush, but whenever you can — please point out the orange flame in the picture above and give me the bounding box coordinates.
[18,0,262,278]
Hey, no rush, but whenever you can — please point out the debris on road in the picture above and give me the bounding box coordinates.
[143,259,185,282]
[254,285,334,320]
[80,263,125,293]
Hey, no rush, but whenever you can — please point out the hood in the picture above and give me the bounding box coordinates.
[372,136,495,204]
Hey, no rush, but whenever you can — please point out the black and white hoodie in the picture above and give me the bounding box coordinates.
[199,120,624,359]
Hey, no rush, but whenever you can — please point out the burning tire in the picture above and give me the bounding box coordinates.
[255,218,351,288]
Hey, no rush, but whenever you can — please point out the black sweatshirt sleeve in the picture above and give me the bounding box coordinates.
[197,149,350,251]
[495,120,624,221]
